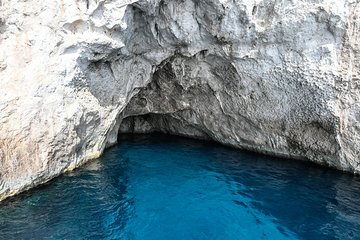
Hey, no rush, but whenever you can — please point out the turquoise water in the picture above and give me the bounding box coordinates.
[1,134,360,240]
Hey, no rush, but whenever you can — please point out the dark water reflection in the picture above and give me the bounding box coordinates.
[0,134,359,239]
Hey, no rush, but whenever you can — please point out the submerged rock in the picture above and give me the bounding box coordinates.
[0,0,359,200]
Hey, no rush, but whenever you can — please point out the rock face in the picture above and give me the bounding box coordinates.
[0,0,359,200]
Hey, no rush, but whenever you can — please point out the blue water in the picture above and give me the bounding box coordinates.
[1,134,360,240]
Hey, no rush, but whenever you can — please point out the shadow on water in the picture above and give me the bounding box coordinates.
[205,145,360,240]
[0,150,134,239]
[118,133,360,240]
[0,133,359,239]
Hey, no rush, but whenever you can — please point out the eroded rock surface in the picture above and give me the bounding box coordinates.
[0,0,359,200]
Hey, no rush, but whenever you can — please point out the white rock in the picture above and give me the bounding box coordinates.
[0,0,359,201]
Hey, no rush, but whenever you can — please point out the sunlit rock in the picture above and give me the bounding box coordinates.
[0,0,359,200]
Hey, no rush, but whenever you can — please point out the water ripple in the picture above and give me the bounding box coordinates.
[0,133,359,239]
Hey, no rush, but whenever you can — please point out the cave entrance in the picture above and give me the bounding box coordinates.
[118,113,210,142]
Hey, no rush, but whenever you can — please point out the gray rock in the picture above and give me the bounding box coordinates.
[0,0,359,201]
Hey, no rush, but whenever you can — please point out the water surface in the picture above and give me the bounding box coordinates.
[1,134,360,239]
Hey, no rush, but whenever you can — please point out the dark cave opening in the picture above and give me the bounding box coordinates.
[117,113,211,142]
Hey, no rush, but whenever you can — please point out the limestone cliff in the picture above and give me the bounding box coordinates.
[0,0,359,201]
